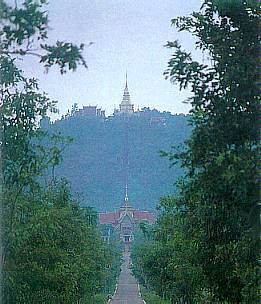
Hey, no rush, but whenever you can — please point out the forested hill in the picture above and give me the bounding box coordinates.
[42,110,191,211]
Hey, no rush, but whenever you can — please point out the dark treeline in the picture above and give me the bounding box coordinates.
[41,111,191,212]
[132,1,259,303]
[1,1,120,303]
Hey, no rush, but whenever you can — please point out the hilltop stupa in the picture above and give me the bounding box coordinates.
[114,72,134,115]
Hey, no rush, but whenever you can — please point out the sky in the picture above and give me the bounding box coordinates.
[20,0,203,118]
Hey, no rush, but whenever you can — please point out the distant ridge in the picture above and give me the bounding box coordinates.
[42,108,191,211]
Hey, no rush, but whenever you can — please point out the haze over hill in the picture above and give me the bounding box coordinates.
[42,108,191,212]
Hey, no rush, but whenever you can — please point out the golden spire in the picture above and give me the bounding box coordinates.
[125,183,128,199]
[121,72,131,106]
[125,70,128,88]
[124,183,129,206]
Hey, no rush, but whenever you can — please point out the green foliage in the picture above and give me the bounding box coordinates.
[40,41,87,74]
[0,1,120,303]
[140,286,171,304]
[132,198,205,303]
[0,0,86,73]
[42,112,191,211]
[132,1,259,303]
[4,180,113,303]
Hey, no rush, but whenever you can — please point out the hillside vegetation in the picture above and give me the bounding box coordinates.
[42,110,191,211]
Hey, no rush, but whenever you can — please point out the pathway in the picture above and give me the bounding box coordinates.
[109,252,145,304]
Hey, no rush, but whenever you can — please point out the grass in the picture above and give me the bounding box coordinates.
[140,286,171,304]
[84,293,108,304]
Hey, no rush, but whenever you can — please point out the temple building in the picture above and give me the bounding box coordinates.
[99,185,155,245]
[114,73,135,115]
[101,74,155,247]
[74,105,105,117]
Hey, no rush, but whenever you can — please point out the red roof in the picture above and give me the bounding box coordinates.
[99,208,155,225]
[99,210,120,225]
[133,210,155,224]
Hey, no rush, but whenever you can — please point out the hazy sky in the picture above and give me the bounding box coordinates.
[20,0,203,117]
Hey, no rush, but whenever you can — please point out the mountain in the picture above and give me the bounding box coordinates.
[42,109,191,212]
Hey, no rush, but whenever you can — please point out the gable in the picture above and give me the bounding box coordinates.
[121,215,132,224]
[119,211,134,224]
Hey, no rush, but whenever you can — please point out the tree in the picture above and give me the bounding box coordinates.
[132,197,205,303]
[0,1,120,303]
[165,1,259,302]
[132,1,259,303]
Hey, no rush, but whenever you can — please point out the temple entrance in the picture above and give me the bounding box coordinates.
[124,235,130,242]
